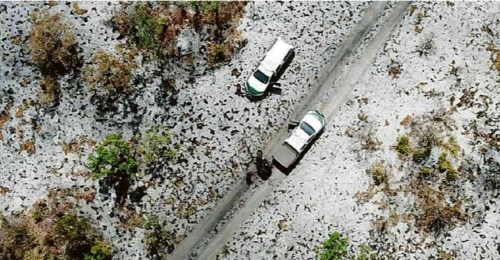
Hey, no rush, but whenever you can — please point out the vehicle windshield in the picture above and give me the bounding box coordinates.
[253,70,270,84]
[284,142,300,154]
[299,122,315,136]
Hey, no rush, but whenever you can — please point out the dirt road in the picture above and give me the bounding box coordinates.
[170,2,411,259]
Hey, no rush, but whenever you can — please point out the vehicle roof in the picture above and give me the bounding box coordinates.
[261,38,294,72]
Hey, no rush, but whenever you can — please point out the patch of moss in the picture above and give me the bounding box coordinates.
[395,136,411,156]
[438,152,457,181]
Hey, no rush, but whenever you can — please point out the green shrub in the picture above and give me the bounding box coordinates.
[137,124,176,165]
[110,3,176,58]
[88,134,137,180]
[395,136,411,156]
[319,232,349,260]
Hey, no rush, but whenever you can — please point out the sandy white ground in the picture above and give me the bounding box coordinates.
[219,2,500,259]
[0,1,374,259]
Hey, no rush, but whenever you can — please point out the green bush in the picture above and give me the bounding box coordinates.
[88,134,137,180]
[395,136,411,156]
[319,232,349,260]
[137,124,176,165]
[110,3,171,58]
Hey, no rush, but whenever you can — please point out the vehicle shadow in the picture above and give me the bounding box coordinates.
[274,49,295,82]
[272,128,324,176]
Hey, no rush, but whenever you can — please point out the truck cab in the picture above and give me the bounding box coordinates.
[246,38,294,97]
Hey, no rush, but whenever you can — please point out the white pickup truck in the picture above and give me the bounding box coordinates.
[246,38,294,97]
[273,110,326,169]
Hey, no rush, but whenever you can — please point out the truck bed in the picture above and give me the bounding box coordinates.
[273,143,299,169]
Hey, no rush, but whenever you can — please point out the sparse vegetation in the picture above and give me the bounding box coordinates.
[368,162,388,186]
[418,166,432,179]
[355,245,377,260]
[387,59,402,78]
[29,9,80,76]
[143,215,174,259]
[491,48,500,72]
[37,75,59,106]
[84,48,137,96]
[359,111,469,250]
[0,100,14,141]
[360,134,382,151]
[415,187,464,234]
[319,232,349,260]
[110,2,247,66]
[137,124,176,165]
[0,198,112,260]
[443,136,460,156]
[29,9,81,107]
[20,140,36,155]
[417,34,435,56]
[438,152,457,181]
[414,9,427,33]
[83,47,138,115]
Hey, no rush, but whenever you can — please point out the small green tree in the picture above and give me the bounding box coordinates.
[319,232,349,260]
[88,134,137,180]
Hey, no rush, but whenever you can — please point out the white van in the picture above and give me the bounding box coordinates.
[246,38,294,97]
